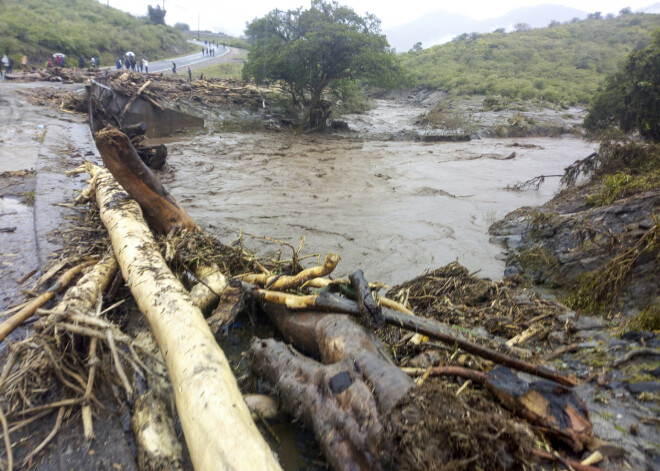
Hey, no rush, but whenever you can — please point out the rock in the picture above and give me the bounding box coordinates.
[504,264,520,277]
[626,382,660,394]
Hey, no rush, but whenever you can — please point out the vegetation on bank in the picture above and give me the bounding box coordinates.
[242,0,402,131]
[0,0,195,68]
[560,34,660,319]
[401,13,659,106]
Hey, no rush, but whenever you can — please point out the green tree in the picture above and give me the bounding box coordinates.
[242,0,401,131]
[584,31,660,141]
[147,5,166,25]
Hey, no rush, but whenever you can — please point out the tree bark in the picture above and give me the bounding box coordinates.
[86,162,281,471]
[94,128,198,234]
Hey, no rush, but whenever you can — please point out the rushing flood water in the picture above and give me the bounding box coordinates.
[161,101,597,286]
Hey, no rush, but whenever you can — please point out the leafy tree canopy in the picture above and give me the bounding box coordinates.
[242,0,401,130]
[584,31,660,141]
[147,5,166,25]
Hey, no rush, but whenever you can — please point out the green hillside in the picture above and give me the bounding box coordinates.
[401,13,659,106]
[0,0,195,68]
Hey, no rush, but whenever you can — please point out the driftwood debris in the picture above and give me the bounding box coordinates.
[242,284,577,387]
[95,128,198,233]
[86,162,281,471]
[0,260,97,343]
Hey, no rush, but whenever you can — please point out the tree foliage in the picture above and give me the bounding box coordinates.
[401,13,659,106]
[242,0,401,129]
[584,31,660,141]
[147,5,166,25]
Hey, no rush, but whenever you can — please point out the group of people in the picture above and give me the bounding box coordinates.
[0,54,31,76]
[201,46,217,57]
[116,56,148,74]
[1,54,14,75]
[77,55,100,68]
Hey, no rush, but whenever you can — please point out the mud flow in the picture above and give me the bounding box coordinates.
[160,103,596,285]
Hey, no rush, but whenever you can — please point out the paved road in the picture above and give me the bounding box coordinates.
[116,41,229,73]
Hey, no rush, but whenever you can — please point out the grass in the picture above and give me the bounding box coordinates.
[0,0,195,68]
[197,62,244,80]
[401,13,659,106]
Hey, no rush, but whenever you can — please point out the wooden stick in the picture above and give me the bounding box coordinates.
[106,329,133,399]
[349,269,383,329]
[612,348,660,367]
[0,405,12,471]
[21,407,65,468]
[250,286,578,387]
[532,449,605,471]
[0,261,96,343]
[401,365,489,384]
[544,343,579,361]
[119,79,151,121]
[380,308,578,387]
[239,253,340,291]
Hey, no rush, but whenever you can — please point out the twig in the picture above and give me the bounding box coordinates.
[612,348,660,367]
[8,410,50,434]
[544,343,579,362]
[16,398,82,416]
[0,405,12,471]
[21,407,65,468]
[0,260,96,343]
[532,448,605,471]
[106,329,133,399]
[82,336,98,440]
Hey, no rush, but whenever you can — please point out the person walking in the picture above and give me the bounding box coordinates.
[78,55,85,68]
[0,54,6,76]
[21,54,28,72]
[144,59,149,74]
[6,56,13,74]
[116,57,122,70]
[188,67,192,82]
[172,61,176,74]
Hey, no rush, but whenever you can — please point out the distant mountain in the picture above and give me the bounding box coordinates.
[385,4,587,52]
[637,2,660,13]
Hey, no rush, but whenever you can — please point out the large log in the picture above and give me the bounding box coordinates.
[94,129,198,234]
[86,162,281,471]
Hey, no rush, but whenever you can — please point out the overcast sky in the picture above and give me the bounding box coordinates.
[100,1,655,37]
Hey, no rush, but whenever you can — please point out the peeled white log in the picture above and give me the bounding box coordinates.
[87,163,281,471]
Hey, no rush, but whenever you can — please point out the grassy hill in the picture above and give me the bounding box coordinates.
[0,0,195,68]
[401,13,659,106]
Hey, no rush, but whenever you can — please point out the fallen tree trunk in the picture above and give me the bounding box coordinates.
[86,162,281,471]
[243,285,577,387]
[94,129,198,234]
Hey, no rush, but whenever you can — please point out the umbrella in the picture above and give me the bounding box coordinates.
[53,53,66,58]
[125,51,135,57]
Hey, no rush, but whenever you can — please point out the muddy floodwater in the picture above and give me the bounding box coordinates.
[161,102,597,285]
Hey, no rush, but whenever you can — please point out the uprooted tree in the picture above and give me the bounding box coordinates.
[242,0,402,131]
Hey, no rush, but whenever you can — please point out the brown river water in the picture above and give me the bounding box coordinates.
[159,100,597,286]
